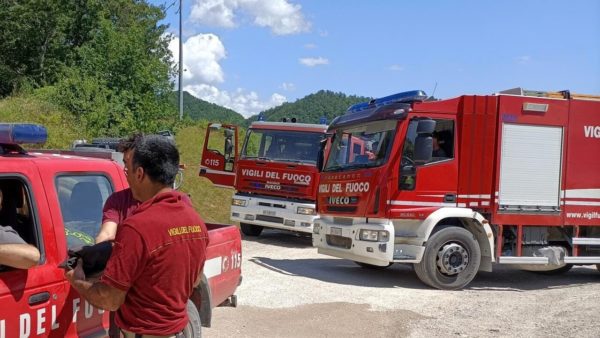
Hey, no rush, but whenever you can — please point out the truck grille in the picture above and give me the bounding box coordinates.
[326,206,357,213]
[256,215,284,224]
[326,235,352,249]
[259,202,286,209]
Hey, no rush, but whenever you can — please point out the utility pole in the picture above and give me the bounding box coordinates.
[178,0,183,120]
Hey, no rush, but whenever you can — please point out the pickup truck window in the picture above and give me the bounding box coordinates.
[0,178,42,270]
[56,175,113,248]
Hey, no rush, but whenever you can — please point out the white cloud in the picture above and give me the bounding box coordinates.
[304,43,317,49]
[190,0,310,35]
[388,64,404,72]
[299,57,329,67]
[169,33,226,84]
[515,55,531,64]
[190,0,237,28]
[281,82,295,91]
[169,32,287,117]
[185,84,287,118]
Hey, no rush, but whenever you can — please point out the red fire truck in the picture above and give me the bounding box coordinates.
[0,124,241,337]
[312,88,600,290]
[200,121,327,236]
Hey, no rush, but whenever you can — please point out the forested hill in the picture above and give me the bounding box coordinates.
[170,91,245,125]
[246,90,371,125]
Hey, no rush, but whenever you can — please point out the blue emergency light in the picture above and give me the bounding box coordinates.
[347,90,428,113]
[0,123,48,144]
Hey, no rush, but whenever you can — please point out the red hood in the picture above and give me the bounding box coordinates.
[235,159,319,200]
[317,167,386,217]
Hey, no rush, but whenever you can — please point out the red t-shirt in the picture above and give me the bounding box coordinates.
[102,188,139,225]
[100,191,208,335]
[102,188,192,224]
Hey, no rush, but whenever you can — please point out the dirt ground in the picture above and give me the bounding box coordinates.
[204,229,600,338]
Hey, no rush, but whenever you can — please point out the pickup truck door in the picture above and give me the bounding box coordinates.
[199,123,238,188]
[0,165,96,337]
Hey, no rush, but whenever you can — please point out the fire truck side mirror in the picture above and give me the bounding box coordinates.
[414,135,433,164]
[223,128,234,157]
[224,138,233,157]
[316,135,330,172]
[416,119,436,134]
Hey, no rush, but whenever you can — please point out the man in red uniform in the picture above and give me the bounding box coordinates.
[96,134,191,244]
[66,135,208,337]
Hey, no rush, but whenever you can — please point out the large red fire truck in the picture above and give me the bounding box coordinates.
[200,121,327,236]
[312,88,600,290]
[0,124,241,337]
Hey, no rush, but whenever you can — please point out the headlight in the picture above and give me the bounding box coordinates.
[232,198,247,207]
[359,229,389,242]
[297,206,315,215]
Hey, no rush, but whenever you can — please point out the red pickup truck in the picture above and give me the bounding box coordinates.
[0,124,241,337]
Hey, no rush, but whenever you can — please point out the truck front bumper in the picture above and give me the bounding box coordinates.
[312,217,426,265]
[312,217,395,266]
[230,194,317,234]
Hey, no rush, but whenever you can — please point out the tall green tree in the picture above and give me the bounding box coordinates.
[0,0,176,136]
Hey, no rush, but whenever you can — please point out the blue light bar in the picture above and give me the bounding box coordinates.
[0,123,48,145]
[347,90,428,113]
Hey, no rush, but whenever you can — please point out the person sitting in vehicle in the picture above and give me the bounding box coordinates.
[0,225,40,269]
[432,134,447,158]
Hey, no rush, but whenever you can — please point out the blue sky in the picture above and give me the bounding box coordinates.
[151,0,600,118]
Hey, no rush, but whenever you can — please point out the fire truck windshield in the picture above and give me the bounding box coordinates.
[324,120,396,172]
[241,129,324,164]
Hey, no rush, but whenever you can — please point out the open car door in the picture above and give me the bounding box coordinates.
[199,123,238,188]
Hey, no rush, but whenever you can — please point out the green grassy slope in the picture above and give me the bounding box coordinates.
[0,95,87,149]
[1,95,235,224]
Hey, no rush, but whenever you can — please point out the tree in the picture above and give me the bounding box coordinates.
[0,0,176,136]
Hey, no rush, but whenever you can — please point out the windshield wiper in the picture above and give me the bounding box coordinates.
[256,156,273,161]
[324,165,344,172]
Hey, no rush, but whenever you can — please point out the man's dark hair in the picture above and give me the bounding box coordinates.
[131,135,180,186]
[117,133,143,153]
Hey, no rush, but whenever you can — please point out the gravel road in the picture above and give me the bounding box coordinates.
[204,229,600,338]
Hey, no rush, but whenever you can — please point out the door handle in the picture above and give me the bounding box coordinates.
[29,292,50,305]
[444,194,456,203]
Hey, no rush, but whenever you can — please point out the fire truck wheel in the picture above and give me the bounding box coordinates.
[414,226,481,290]
[240,223,263,236]
[354,261,393,269]
[183,299,202,337]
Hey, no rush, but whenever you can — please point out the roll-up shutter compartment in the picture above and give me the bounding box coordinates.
[498,123,563,212]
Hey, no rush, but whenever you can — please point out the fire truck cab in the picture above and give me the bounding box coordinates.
[200,121,327,236]
[313,89,600,289]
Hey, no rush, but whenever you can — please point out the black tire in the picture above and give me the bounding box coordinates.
[183,299,201,338]
[414,227,481,290]
[354,261,393,269]
[240,223,263,236]
[530,264,573,275]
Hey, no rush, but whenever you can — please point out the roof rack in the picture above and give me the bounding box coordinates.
[499,88,600,101]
